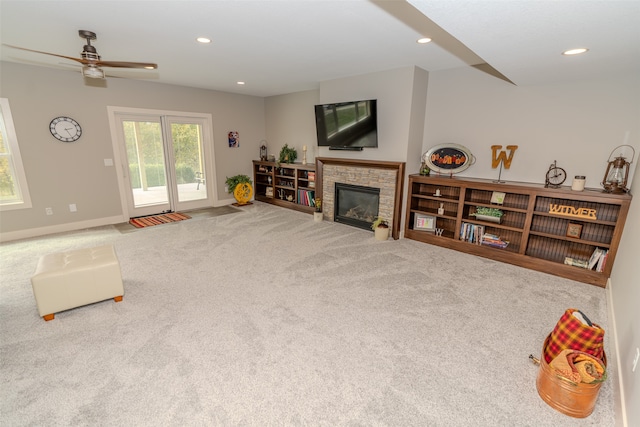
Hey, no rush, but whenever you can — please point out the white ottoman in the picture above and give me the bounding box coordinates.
[31,245,124,321]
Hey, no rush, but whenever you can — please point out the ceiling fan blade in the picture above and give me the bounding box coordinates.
[96,60,158,69]
[3,44,88,65]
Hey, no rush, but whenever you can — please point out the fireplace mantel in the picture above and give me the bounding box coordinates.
[315,157,405,239]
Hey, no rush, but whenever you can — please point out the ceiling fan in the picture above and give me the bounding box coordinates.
[4,30,158,79]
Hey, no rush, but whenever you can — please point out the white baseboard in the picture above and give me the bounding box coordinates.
[0,215,125,243]
[607,278,628,427]
[1,202,237,243]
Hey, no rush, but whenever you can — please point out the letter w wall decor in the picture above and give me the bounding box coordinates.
[491,145,519,169]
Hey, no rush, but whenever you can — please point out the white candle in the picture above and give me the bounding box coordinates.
[303,145,307,151]
[572,176,586,191]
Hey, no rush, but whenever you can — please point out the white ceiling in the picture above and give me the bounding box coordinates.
[1,0,639,97]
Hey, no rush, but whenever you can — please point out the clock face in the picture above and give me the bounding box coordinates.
[49,116,82,142]
[546,166,567,186]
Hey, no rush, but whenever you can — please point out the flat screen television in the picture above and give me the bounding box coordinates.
[314,99,378,150]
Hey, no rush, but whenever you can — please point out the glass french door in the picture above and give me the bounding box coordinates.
[114,113,211,218]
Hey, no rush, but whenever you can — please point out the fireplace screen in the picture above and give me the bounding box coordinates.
[334,183,380,230]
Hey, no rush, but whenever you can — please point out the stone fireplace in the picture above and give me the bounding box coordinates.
[315,158,405,239]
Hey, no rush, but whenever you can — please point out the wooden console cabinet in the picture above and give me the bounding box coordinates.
[404,175,632,287]
[253,160,316,214]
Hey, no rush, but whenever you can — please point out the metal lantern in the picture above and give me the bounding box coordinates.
[602,145,635,194]
[259,140,268,161]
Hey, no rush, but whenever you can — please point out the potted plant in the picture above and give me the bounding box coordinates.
[470,206,503,223]
[371,216,390,241]
[313,198,323,222]
[225,174,253,205]
[278,144,297,164]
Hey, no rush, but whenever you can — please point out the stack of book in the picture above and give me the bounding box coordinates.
[308,171,315,188]
[564,257,589,269]
[480,233,509,249]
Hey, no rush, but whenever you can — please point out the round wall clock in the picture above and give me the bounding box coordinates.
[49,116,82,142]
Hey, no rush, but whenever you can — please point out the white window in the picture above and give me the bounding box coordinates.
[0,98,32,210]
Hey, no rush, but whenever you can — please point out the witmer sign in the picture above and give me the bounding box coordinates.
[548,204,597,220]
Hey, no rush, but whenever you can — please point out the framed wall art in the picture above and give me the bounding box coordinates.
[566,222,583,239]
[228,131,239,147]
[414,213,436,231]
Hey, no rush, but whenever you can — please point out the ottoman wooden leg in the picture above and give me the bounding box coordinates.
[43,314,55,321]
[114,296,123,302]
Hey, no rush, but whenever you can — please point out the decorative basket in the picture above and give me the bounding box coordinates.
[536,334,606,418]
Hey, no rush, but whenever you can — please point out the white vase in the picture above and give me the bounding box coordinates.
[314,212,323,222]
[374,227,390,241]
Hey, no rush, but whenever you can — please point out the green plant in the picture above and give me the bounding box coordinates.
[371,216,389,230]
[225,174,252,193]
[278,144,297,164]
[471,207,504,217]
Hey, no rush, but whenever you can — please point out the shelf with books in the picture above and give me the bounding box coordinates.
[404,174,631,287]
[296,189,315,208]
[253,160,316,214]
[460,221,521,253]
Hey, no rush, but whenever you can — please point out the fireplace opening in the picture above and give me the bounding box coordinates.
[334,183,380,231]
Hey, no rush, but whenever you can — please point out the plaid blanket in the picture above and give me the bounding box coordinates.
[544,308,605,364]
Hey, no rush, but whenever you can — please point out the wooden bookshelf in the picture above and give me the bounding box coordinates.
[404,174,632,287]
[253,160,316,214]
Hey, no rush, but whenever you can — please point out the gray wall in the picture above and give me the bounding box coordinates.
[610,159,640,427]
[264,89,319,163]
[424,67,640,189]
[0,61,265,237]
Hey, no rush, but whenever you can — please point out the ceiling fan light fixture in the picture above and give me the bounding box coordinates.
[82,65,105,79]
[562,48,589,56]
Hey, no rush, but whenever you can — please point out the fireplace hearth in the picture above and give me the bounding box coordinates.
[334,183,380,230]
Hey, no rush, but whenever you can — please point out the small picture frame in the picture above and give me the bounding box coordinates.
[490,191,506,205]
[414,213,436,231]
[566,222,583,239]
[228,131,239,147]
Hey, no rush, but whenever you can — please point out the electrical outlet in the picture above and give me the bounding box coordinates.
[69,204,77,212]
[45,207,53,215]
[633,347,639,373]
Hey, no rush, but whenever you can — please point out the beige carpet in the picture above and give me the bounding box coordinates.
[0,202,614,426]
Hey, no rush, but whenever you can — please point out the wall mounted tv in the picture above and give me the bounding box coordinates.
[314,99,378,151]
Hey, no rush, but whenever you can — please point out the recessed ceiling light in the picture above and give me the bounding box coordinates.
[237,81,245,85]
[417,37,432,44]
[196,37,212,44]
[562,48,588,56]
